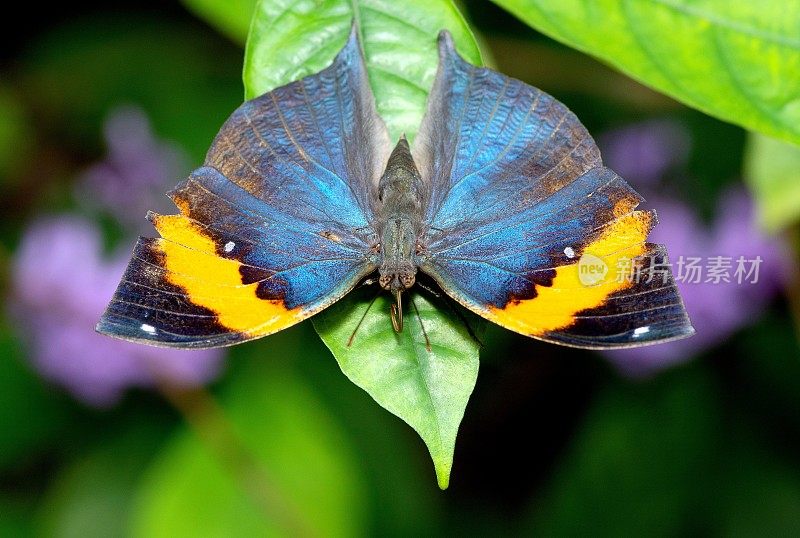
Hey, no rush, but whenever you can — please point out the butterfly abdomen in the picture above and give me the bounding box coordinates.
[377,137,424,293]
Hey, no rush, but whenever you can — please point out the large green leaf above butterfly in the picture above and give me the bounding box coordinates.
[244,0,482,141]
[491,0,800,146]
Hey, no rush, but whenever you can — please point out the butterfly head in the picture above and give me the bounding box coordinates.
[379,264,416,333]
[378,269,415,293]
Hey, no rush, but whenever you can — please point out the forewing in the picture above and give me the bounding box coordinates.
[414,33,693,349]
[97,30,388,348]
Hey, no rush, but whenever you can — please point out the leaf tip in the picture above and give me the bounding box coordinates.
[434,460,451,490]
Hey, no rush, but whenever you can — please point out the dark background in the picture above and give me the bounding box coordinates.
[1,1,798,535]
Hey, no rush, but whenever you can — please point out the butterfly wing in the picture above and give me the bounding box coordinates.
[97,29,391,348]
[413,32,693,349]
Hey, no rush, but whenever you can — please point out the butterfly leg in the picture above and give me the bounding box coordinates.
[347,289,384,347]
[416,278,483,347]
[410,295,432,352]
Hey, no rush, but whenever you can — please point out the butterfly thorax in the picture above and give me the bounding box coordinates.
[376,137,423,295]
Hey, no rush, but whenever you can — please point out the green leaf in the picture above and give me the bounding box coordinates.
[313,289,480,489]
[0,495,34,538]
[131,340,368,537]
[744,132,800,232]
[0,86,33,182]
[244,0,482,141]
[526,367,720,536]
[38,452,135,538]
[36,421,169,538]
[490,0,800,146]
[0,322,67,471]
[244,0,484,488]
[181,0,258,44]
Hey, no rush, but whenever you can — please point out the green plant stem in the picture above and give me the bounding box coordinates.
[155,377,316,538]
[786,225,800,343]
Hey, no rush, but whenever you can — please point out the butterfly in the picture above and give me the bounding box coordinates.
[97,26,694,350]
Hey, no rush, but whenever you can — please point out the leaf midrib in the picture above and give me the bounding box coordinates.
[401,317,446,455]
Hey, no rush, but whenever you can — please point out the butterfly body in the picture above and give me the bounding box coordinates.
[377,137,423,295]
[97,26,694,350]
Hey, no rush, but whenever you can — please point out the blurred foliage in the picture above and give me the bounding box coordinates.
[35,419,170,538]
[1,0,799,535]
[20,16,243,162]
[0,87,33,183]
[525,355,800,536]
[0,496,34,537]
[181,0,257,44]
[244,0,483,488]
[0,323,67,472]
[491,0,800,146]
[132,332,368,537]
[744,133,800,232]
[526,365,721,535]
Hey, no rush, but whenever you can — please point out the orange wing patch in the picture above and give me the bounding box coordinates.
[487,210,653,336]
[150,213,302,337]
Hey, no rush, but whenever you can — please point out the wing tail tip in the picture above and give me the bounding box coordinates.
[537,323,695,350]
[94,320,106,335]
[339,18,362,56]
[95,314,242,350]
[437,29,457,55]
[346,17,359,46]
[94,315,132,342]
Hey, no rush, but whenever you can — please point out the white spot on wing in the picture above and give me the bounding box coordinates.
[140,323,157,334]
[564,247,575,258]
[224,241,235,253]
[633,326,650,337]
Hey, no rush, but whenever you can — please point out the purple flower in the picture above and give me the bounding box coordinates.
[604,188,791,377]
[76,106,188,229]
[598,118,790,376]
[10,216,224,407]
[599,119,691,187]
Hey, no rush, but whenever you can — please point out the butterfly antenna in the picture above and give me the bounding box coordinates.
[448,297,484,347]
[415,280,442,298]
[347,289,382,347]
[444,297,483,347]
[390,290,403,332]
[410,295,432,352]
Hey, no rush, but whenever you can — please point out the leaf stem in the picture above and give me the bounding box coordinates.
[786,225,800,341]
[153,373,316,537]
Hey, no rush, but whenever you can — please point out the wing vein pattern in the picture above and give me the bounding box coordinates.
[413,32,693,348]
[97,28,391,348]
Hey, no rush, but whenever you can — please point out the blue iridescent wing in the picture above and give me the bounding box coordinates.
[97,29,390,348]
[413,32,693,349]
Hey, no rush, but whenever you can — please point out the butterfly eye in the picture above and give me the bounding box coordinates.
[400,274,415,289]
